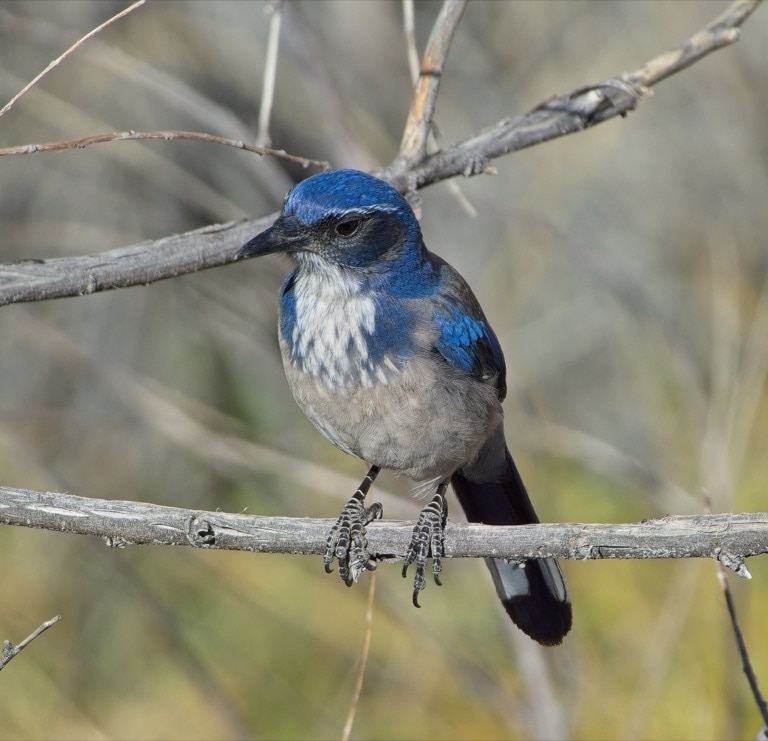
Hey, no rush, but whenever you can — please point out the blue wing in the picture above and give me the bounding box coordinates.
[431,258,507,400]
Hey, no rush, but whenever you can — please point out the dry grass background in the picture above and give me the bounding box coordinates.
[0,1,767,739]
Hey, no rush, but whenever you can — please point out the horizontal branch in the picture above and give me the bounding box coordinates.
[0,219,259,306]
[1,486,766,574]
[0,0,759,306]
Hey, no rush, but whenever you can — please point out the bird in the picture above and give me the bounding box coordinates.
[236,169,572,645]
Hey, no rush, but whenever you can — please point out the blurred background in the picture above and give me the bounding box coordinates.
[0,1,767,739]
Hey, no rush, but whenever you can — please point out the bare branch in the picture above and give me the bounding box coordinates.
[0,129,329,169]
[0,0,758,307]
[385,0,762,189]
[0,218,259,306]
[0,615,61,671]
[0,0,146,119]
[396,0,467,168]
[0,486,766,569]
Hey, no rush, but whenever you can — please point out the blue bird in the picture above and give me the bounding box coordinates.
[236,169,572,645]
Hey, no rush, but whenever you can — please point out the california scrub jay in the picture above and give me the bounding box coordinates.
[236,169,572,645]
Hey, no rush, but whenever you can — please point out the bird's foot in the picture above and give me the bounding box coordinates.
[402,483,448,607]
[324,466,382,586]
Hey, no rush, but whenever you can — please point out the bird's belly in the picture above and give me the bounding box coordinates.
[281,350,501,484]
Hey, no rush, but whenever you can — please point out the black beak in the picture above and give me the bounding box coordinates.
[236,215,308,260]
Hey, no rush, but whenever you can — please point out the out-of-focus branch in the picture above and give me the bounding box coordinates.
[401,0,421,83]
[0,0,146,118]
[256,0,284,148]
[0,0,760,306]
[0,486,766,572]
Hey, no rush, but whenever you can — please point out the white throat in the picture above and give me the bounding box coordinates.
[286,260,383,389]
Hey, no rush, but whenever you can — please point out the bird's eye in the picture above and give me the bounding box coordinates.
[335,218,361,237]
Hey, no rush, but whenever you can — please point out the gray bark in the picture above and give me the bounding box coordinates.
[1,486,764,576]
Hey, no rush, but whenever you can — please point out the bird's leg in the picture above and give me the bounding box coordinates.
[324,465,382,586]
[402,480,449,607]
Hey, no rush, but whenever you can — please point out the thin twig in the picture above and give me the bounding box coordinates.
[0,129,329,170]
[0,0,145,119]
[716,564,768,729]
[397,0,467,167]
[341,572,376,741]
[0,615,62,671]
[256,0,284,148]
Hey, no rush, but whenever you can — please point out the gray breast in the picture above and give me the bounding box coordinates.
[281,338,503,486]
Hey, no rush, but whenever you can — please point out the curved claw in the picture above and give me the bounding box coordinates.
[403,483,448,608]
[324,466,382,586]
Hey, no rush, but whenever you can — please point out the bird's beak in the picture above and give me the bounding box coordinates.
[235,215,308,260]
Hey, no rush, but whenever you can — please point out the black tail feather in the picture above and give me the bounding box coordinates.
[451,448,572,646]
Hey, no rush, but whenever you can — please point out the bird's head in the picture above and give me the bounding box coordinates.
[236,170,424,272]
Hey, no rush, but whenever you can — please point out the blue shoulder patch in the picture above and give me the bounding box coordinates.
[434,306,505,392]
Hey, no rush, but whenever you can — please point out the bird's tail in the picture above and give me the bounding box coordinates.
[451,447,572,645]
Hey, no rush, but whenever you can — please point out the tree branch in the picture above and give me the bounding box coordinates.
[0,219,260,306]
[0,0,759,306]
[1,486,765,572]
[385,0,762,190]
[396,0,467,168]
